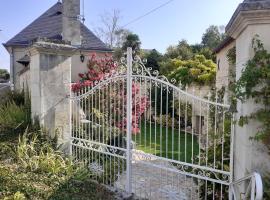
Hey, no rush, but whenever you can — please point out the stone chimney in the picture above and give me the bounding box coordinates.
[62,0,81,46]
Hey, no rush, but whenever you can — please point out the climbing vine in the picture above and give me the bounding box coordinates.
[235,36,270,145]
[226,46,237,112]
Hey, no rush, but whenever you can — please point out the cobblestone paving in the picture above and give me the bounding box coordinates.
[115,150,199,200]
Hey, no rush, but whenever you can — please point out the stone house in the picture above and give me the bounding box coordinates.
[213,0,270,185]
[2,0,111,148]
[3,0,112,91]
[214,37,236,92]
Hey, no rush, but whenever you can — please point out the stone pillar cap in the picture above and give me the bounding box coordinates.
[29,38,77,56]
[226,0,270,38]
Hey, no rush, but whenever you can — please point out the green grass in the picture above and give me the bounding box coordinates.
[133,122,199,163]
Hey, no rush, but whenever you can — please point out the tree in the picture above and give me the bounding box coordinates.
[121,33,141,54]
[168,55,216,86]
[144,49,163,72]
[176,40,194,60]
[190,44,215,61]
[165,45,179,59]
[113,32,141,60]
[0,69,10,82]
[201,25,225,50]
[165,40,193,60]
[94,9,130,48]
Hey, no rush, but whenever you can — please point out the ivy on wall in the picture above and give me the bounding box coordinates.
[234,36,270,198]
[226,46,237,111]
[235,36,270,145]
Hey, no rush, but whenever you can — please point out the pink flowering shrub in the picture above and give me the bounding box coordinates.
[72,53,149,134]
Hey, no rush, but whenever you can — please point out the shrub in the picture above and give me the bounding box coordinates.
[0,90,26,106]
[0,129,100,199]
[16,132,74,175]
[0,89,34,142]
[0,101,31,135]
[167,55,216,86]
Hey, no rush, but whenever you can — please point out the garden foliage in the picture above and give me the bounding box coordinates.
[166,55,216,86]
[72,53,149,134]
[0,92,116,199]
[235,36,270,144]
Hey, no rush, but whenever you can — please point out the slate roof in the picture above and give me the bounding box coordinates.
[3,2,111,51]
[213,37,235,53]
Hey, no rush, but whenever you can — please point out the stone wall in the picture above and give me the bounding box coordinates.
[29,42,75,152]
[225,0,270,182]
[18,69,30,91]
[9,47,29,90]
[234,24,270,180]
[216,41,236,90]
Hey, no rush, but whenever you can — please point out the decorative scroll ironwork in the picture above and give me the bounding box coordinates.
[70,50,235,199]
[72,138,127,159]
[132,150,230,185]
[230,172,263,200]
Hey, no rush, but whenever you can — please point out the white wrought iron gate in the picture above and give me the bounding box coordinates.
[70,48,234,199]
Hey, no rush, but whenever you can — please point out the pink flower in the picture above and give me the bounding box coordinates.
[78,73,84,78]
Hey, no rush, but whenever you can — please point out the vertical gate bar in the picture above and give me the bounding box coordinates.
[113,79,116,185]
[144,77,147,154]
[69,99,72,156]
[69,81,72,156]
[206,93,210,166]
[108,81,112,186]
[251,177,255,200]
[133,75,137,195]
[214,91,218,169]
[199,91,202,166]
[102,85,105,184]
[184,86,188,163]
[191,87,195,164]
[98,85,101,180]
[149,79,152,153]
[139,77,142,146]
[160,84,163,157]
[166,86,169,159]
[154,83,157,155]
[172,89,174,160]
[229,113,235,200]
[126,47,132,194]
[116,79,119,181]
[221,100,225,199]
[134,78,137,146]
[121,78,125,187]
[213,91,217,199]
[178,92,181,162]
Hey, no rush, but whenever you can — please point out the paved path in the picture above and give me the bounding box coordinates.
[115,150,199,200]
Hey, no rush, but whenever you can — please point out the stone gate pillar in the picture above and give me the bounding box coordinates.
[226,0,270,181]
[29,39,76,152]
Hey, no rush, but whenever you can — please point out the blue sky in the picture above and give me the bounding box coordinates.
[0,0,242,71]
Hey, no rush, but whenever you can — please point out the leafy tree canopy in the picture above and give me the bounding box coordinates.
[165,55,216,86]
[121,33,141,54]
[165,40,193,60]
[164,38,217,62]
[201,25,225,50]
[0,69,10,82]
[113,33,141,59]
[144,49,163,72]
